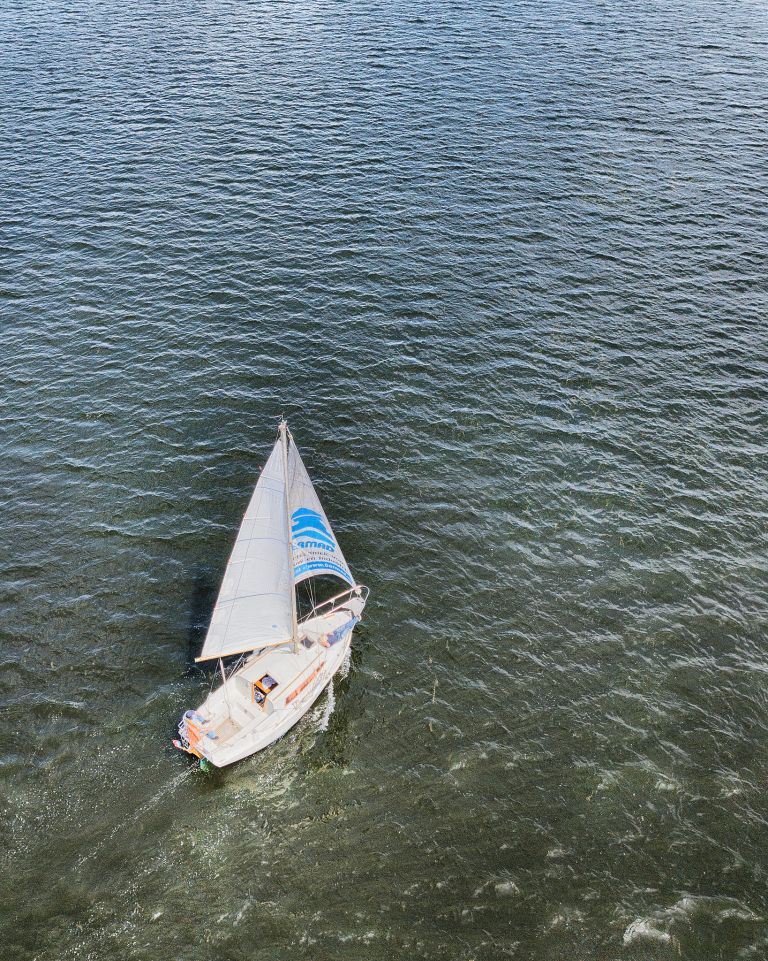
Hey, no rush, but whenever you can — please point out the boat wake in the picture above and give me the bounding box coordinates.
[76,767,194,870]
[317,678,335,732]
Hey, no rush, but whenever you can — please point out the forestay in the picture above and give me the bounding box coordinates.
[286,439,353,586]
[196,442,293,662]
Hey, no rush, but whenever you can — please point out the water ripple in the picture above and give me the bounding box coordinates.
[2,0,768,958]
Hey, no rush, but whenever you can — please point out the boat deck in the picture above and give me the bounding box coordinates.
[179,597,365,765]
[213,717,241,744]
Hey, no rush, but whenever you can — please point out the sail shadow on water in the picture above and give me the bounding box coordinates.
[184,569,218,672]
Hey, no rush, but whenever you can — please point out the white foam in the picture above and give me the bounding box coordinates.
[317,677,335,731]
[494,880,520,897]
[623,920,672,945]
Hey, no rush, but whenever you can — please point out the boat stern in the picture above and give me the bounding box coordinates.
[173,709,213,761]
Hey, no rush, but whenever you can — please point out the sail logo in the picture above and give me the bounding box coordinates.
[291,508,335,552]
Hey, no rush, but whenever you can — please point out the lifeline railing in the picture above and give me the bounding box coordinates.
[303,583,369,622]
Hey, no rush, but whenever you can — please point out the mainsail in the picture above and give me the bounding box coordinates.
[196,441,293,662]
[196,425,352,663]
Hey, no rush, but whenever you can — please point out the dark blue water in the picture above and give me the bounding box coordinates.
[2,1,768,958]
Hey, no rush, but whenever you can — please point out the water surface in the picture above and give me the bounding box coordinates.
[2,1,768,958]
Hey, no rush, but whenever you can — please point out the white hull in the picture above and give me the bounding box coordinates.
[178,592,364,767]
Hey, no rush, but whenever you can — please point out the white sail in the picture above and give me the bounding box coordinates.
[196,441,293,662]
[286,438,353,586]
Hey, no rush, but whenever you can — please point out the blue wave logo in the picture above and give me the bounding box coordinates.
[291,508,335,551]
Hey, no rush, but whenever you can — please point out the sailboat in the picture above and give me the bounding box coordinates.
[174,420,368,768]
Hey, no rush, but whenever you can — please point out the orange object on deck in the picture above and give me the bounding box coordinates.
[285,662,325,705]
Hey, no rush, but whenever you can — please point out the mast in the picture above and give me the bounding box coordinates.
[279,419,299,653]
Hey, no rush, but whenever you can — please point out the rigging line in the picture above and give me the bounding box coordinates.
[307,576,316,617]
[280,419,299,653]
[210,651,242,703]
[220,657,233,716]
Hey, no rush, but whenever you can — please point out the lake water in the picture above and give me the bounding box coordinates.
[2,1,768,958]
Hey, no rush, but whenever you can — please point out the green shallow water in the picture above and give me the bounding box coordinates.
[2,0,768,958]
